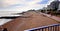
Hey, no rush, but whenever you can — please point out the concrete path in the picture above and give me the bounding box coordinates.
[40,12,60,22]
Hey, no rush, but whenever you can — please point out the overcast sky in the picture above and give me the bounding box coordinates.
[0,0,59,12]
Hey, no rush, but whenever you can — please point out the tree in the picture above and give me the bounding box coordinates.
[50,0,60,11]
[49,0,60,16]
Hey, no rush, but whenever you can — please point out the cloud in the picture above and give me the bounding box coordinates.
[1,0,23,7]
[0,0,42,9]
[1,0,41,7]
[0,0,55,12]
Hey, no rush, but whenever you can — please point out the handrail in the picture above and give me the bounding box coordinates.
[24,24,60,31]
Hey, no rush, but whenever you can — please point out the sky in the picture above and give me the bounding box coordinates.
[0,0,59,13]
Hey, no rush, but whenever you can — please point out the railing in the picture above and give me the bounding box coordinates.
[24,24,60,31]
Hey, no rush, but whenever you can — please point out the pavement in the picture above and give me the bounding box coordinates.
[40,12,60,22]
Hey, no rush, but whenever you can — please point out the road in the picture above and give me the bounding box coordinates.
[2,11,60,31]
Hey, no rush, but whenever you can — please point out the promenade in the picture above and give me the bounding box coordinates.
[40,12,60,22]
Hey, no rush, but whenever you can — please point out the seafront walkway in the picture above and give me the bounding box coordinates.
[40,12,60,22]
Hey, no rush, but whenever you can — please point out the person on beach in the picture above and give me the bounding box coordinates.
[3,28,8,31]
[0,26,3,31]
